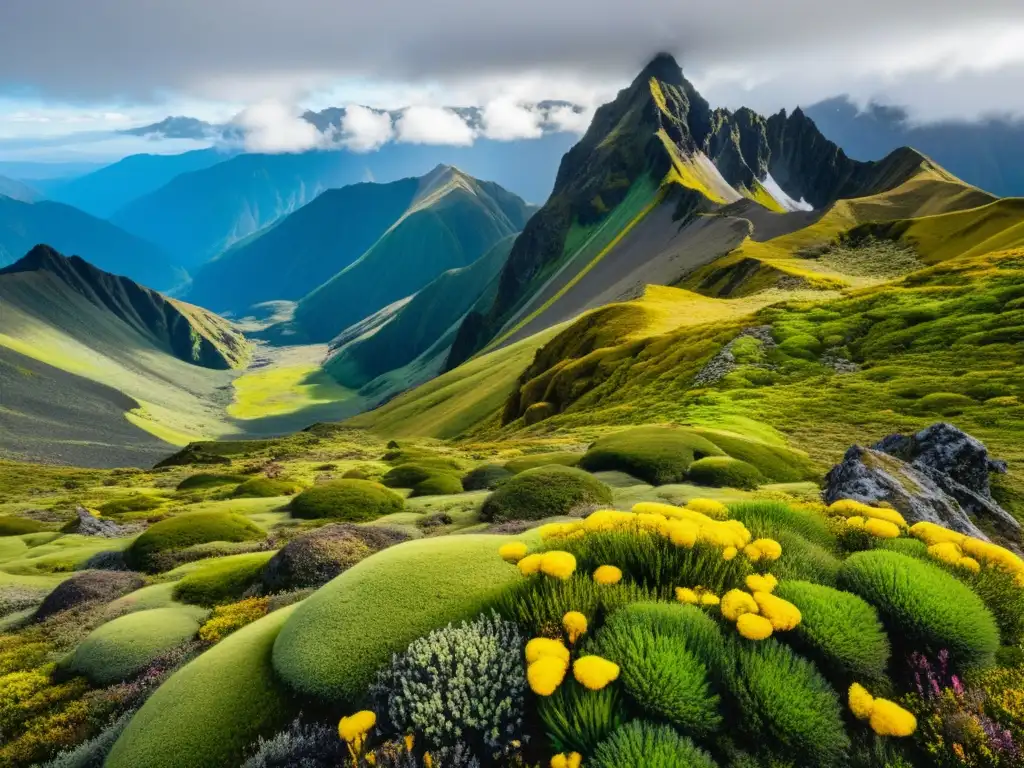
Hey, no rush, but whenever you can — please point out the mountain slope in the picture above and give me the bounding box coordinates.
[185,177,422,313]
[445,53,988,369]
[0,195,180,290]
[48,148,230,218]
[0,175,40,203]
[291,166,533,342]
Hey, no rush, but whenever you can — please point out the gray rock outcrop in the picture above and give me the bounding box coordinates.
[73,505,128,538]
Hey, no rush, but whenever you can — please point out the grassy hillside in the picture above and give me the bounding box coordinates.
[293,167,532,342]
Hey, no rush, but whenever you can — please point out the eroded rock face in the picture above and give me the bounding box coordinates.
[824,424,1020,542]
[74,506,127,538]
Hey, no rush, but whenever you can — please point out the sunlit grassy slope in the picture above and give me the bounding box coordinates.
[229,362,354,420]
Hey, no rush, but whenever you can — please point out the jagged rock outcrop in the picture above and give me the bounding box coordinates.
[824,423,1020,542]
[70,506,128,538]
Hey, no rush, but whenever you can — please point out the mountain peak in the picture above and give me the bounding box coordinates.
[0,243,70,275]
[637,52,685,86]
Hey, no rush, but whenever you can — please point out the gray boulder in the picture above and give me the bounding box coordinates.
[72,506,128,538]
[824,423,1020,542]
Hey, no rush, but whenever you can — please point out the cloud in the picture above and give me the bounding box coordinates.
[340,105,394,152]
[233,100,328,153]
[395,106,476,145]
[481,99,543,140]
[544,104,594,134]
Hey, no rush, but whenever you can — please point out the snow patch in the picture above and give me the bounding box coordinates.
[762,172,814,212]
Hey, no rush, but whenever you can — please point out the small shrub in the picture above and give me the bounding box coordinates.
[0,515,47,536]
[504,452,582,474]
[35,571,144,620]
[875,537,930,559]
[175,474,247,492]
[538,680,625,755]
[241,718,346,768]
[42,710,134,768]
[462,464,513,491]
[770,530,842,585]
[480,466,612,522]
[381,463,452,489]
[199,597,271,643]
[838,550,1000,668]
[579,427,725,485]
[726,501,836,548]
[98,495,165,515]
[774,580,890,683]
[126,512,265,572]
[173,552,275,606]
[410,474,463,497]
[914,392,976,416]
[232,478,304,498]
[591,721,717,768]
[723,637,850,766]
[687,457,764,490]
[341,467,369,479]
[690,428,819,482]
[289,480,404,522]
[369,612,526,765]
[963,567,1024,646]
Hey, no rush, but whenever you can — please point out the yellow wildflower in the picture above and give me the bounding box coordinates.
[366,755,376,766]
[722,546,738,561]
[862,506,908,529]
[499,542,528,563]
[752,592,801,631]
[869,698,917,737]
[686,498,728,519]
[573,655,620,690]
[528,655,568,696]
[583,509,635,532]
[958,557,981,574]
[828,499,873,517]
[744,538,782,562]
[540,551,577,579]
[746,573,778,593]
[720,589,758,622]
[518,553,543,576]
[909,521,965,547]
[700,592,720,607]
[845,516,866,530]
[667,520,698,548]
[848,683,875,720]
[736,613,774,640]
[526,637,570,665]
[675,587,699,605]
[404,734,414,752]
[961,537,1024,575]
[551,753,583,768]
[593,565,622,585]
[424,753,433,768]
[928,542,964,566]
[864,518,901,539]
[563,611,588,644]
[632,501,683,517]
[637,512,668,532]
[338,710,376,742]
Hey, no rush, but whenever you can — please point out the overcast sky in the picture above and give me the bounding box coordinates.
[2,0,1024,158]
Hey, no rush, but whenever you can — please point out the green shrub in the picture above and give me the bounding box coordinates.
[105,605,299,768]
[381,463,461,489]
[914,392,976,415]
[504,452,582,474]
[289,480,404,522]
[539,680,625,755]
[774,581,890,683]
[341,467,370,480]
[175,474,248,492]
[127,512,265,572]
[35,571,145,620]
[593,603,725,736]
[875,537,930,559]
[686,457,764,490]
[199,597,271,643]
[770,530,842,586]
[172,552,276,606]
[369,612,526,764]
[592,721,717,768]
[63,605,206,685]
[480,466,612,522]
[98,495,165,515]
[579,427,725,485]
[461,464,513,491]
[232,478,304,498]
[271,535,520,703]
[837,550,1000,668]
[726,501,835,548]
[410,474,464,497]
[962,567,1024,646]
[723,638,849,767]
[0,516,47,536]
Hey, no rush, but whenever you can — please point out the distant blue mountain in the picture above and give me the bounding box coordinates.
[804,97,1024,197]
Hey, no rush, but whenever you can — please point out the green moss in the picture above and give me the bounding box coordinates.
[504,452,582,473]
[914,392,977,416]
[480,465,612,522]
[172,551,276,606]
[231,477,305,498]
[0,516,47,536]
[592,720,717,768]
[272,535,520,703]
[410,474,464,497]
[106,604,299,768]
[127,512,266,572]
[289,480,404,522]
[98,495,165,515]
[175,473,248,492]
[461,464,514,491]
[63,605,207,685]
[726,501,836,549]
[686,457,764,490]
[579,427,725,485]
[690,428,819,482]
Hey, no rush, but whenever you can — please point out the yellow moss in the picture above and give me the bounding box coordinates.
[864,518,901,539]
[540,551,577,580]
[499,542,529,563]
[528,656,569,696]
[518,554,544,576]
[573,655,620,691]
[849,683,875,720]
[752,592,802,631]
[746,573,778,594]
[721,589,759,622]
[563,611,588,644]
[736,613,774,640]
[593,565,623,585]
[526,638,570,666]
[869,699,918,737]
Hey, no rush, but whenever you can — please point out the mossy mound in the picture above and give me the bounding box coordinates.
[686,456,764,490]
[579,427,726,485]
[289,480,404,522]
[231,477,305,498]
[461,464,514,491]
[480,465,612,523]
[106,605,298,768]
[410,474,464,497]
[126,512,266,572]
[98,494,166,515]
[63,605,207,685]
[272,535,519,702]
[381,463,459,489]
[690,428,819,482]
[0,515,47,536]
[175,473,248,492]
[172,551,276,606]
[35,570,145,620]
[504,452,582,474]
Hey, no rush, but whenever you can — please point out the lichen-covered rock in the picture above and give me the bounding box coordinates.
[824,424,1020,542]
[35,570,145,621]
[71,506,128,538]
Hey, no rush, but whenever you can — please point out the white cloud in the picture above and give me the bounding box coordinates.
[545,104,594,134]
[339,105,394,152]
[395,106,476,145]
[481,99,543,140]
[233,100,327,153]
